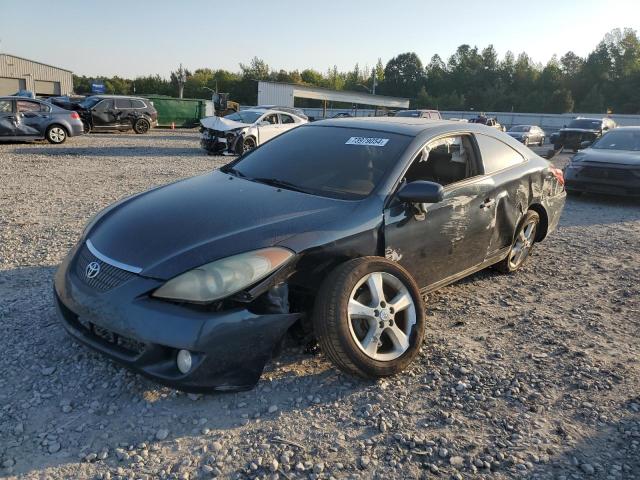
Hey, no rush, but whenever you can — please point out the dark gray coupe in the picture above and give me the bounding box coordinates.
[55,118,566,392]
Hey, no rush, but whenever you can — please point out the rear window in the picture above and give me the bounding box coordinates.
[568,119,602,129]
[228,126,413,200]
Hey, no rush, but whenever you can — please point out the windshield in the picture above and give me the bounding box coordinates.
[78,97,101,109]
[224,111,262,124]
[568,119,601,129]
[592,130,640,151]
[395,110,420,117]
[509,126,530,132]
[225,126,413,200]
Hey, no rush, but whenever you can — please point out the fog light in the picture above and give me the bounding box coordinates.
[176,349,192,374]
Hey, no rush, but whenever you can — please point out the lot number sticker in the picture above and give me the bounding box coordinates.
[345,137,389,147]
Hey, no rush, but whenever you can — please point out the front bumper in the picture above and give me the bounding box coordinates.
[54,245,300,392]
[564,164,640,196]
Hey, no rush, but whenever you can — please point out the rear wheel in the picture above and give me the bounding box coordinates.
[133,118,151,134]
[313,257,426,378]
[46,125,67,144]
[496,210,540,273]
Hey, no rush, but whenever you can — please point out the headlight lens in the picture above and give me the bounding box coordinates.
[152,247,293,303]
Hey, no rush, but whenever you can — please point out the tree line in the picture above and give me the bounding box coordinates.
[73,28,640,114]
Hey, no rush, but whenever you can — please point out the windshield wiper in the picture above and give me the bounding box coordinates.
[251,177,310,194]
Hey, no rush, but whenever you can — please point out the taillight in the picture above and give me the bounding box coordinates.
[549,166,565,186]
[70,112,80,119]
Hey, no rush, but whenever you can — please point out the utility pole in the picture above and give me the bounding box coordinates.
[176,63,186,99]
[371,68,377,95]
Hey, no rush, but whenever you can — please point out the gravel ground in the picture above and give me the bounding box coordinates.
[0,130,638,480]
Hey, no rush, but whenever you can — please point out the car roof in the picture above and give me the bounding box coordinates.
[309,117,466,135]
[0,96,44,101]
[607,126,639,131]
[88,95,149,101]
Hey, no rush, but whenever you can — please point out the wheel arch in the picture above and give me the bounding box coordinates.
[528,203,548,242]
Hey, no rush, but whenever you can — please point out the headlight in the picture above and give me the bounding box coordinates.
[152,247,293,303]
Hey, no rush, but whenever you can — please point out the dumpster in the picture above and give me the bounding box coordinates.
[141,95,212,127]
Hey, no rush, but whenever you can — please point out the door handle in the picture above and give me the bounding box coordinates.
[480,199,495,209]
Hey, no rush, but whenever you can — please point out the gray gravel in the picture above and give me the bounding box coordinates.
[0,130,638,479]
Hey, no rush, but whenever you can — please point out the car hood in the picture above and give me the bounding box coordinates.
[86,170,359,279]
[576,148,640,166]
[200,116,251,131]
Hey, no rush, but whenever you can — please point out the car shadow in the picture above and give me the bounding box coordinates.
[12,146,207,157]
[0,265,371,477]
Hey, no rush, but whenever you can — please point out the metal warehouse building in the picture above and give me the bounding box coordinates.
[0,54,73,96]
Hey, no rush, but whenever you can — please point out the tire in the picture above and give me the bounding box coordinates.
[83,122,91,134]
[242,137,256,153]
[496,210,540,273]
[46,125,67,144]
[133,118,151,134]
[312,257,426,378]
[523,137,529,147]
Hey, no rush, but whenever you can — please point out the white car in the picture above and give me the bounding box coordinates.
[200,108,307,155]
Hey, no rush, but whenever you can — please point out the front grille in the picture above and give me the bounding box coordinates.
[580,167,629,181]
[75,244,135,291]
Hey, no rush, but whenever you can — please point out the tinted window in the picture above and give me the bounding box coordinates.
[228,126,413,200]
[78,97,101,109]
[475,134,525,173]
[115,98,131,109]
[592,130,640,151]
[0,100,12,113]
[131,99,146,108]
[395,110,420,118]
[16,101,41,112]
[94,100,113,111]
[280,114,295,124]
[568,119,602,129]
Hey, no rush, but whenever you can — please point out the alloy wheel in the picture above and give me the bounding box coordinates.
[508,220,537,270]
[49,127,66,143]
[347,272,416,362]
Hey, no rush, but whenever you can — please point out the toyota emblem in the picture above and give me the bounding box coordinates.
[86,261,101,279]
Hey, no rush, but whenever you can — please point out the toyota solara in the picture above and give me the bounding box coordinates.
[54,118,566,392]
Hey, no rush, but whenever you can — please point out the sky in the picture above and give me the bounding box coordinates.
[1,0,639,78]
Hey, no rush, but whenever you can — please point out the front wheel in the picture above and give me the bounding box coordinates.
[46,125,67,144]
[313,257,426,378]
[242,137,256,153]
[496,210,540,273]
[133,118,151,134]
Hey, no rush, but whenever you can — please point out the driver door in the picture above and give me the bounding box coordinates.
[384,134,496,289]
[91,99,116,128]
[256,113,280,144]
[0,99,16,137]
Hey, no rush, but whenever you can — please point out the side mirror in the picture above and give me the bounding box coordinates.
[579,140,593,149]
[398,180,444,204]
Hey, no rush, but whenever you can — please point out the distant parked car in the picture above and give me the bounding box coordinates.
[70,95,158,134]
[564,127,640,196]
[551,117,616,151]
[395,109,442,120]
[506,125,545,146]
[469,115,506,131]
[200,108,307,155]
[0,96,84,144]
[332,112,353,118]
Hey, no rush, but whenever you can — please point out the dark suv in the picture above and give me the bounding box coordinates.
[551,117,616,151]
[72,95,158,134]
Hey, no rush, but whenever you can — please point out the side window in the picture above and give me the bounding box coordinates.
[115,98,131,109]
[475,134,525,174]
[404,135,479,186]
[94,100,113,111]
[262,114,278,125]
[131,99,146,109]
[40,102,51,112]
[280,114,295,124]
[0,99,12,113]
[17,101,41,113]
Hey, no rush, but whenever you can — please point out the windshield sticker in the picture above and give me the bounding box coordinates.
[345,137,389,147]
